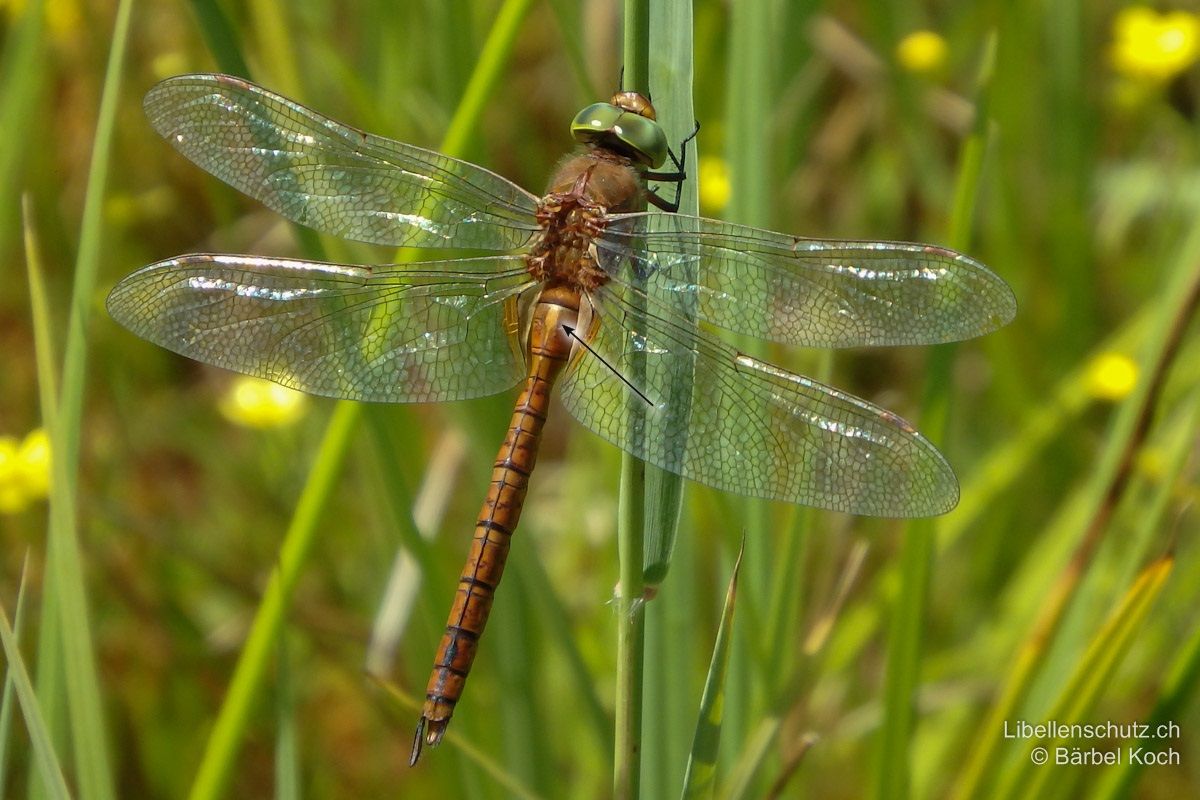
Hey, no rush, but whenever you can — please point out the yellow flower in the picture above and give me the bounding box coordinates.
[0,436,24,514]
[18,428,50,498]
[0,0,81,44]
[896,30,948,75]
[219,376,309,429]
[1086,353,1139,402]
[1110,6,1200,82]
[45,0,80,40]
[0,429,51,514]
[699,155,731,215]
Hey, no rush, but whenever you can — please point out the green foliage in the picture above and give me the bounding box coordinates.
[1,1,1197,798]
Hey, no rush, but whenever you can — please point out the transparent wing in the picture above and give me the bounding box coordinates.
[597,213,1016,348]
[144,74,541,250]
[558,287,958,516]
[107,254,535,404]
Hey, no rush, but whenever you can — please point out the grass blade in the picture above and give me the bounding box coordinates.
[642,0,697,585]
[248,0,302,96]
[681,541,745,799]
[614,1,654,796]
[721,0,774,785]
[0,552,34,793]
[720,717,782,800]
[0,584,72,800]
[941,309,1152,548]
[615,1,698,794]
[1091,396,1200,800]
[639,1,698,796]
[615,449,648,800]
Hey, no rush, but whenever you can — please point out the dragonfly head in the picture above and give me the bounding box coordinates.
[570,93,668,169]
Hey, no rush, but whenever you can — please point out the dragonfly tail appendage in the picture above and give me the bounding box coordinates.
[411,288,580,765]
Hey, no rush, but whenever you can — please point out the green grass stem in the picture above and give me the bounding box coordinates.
[25,163,66,800]
[637,2,697,796]
[440,0,536,159]
[723,0,773,783]
[0,597,71,800]
[615,453,648,800]
[613,2,654,797]
[681,541,744,798]
[0,552,28,793]
[621,0,650,94]
[614,1,698,794]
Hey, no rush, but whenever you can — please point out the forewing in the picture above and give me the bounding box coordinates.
[107,254,534,404]
[558,288,959,516]
[144,74,541,250]
[597,213,1016,348]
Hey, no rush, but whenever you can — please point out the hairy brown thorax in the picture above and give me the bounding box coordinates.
[525,147,645,291]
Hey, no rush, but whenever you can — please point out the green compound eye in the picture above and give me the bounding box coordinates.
[570,102,668,168]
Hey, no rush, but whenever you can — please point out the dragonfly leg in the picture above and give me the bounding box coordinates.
[645,120,701,212]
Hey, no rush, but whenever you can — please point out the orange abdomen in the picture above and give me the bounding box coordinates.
[412,286,580,763]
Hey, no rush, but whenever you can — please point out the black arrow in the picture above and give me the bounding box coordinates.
[562,324,654,407]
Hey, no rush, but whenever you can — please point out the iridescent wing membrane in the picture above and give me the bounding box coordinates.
[111,73,1016,516]
[559,214,1017,516]
[597,213,1017,347]
[107,254,534,403]
[141,73,541,250]
[560,289,957,515]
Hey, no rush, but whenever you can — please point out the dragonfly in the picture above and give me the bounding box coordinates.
[107,73,1015,764]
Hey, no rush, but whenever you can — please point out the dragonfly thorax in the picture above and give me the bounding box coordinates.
[527,151,642,291]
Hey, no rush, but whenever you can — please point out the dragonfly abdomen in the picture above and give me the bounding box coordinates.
[413,287,580,764]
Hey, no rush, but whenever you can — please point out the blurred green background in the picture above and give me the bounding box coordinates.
[1,0,1198,798]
